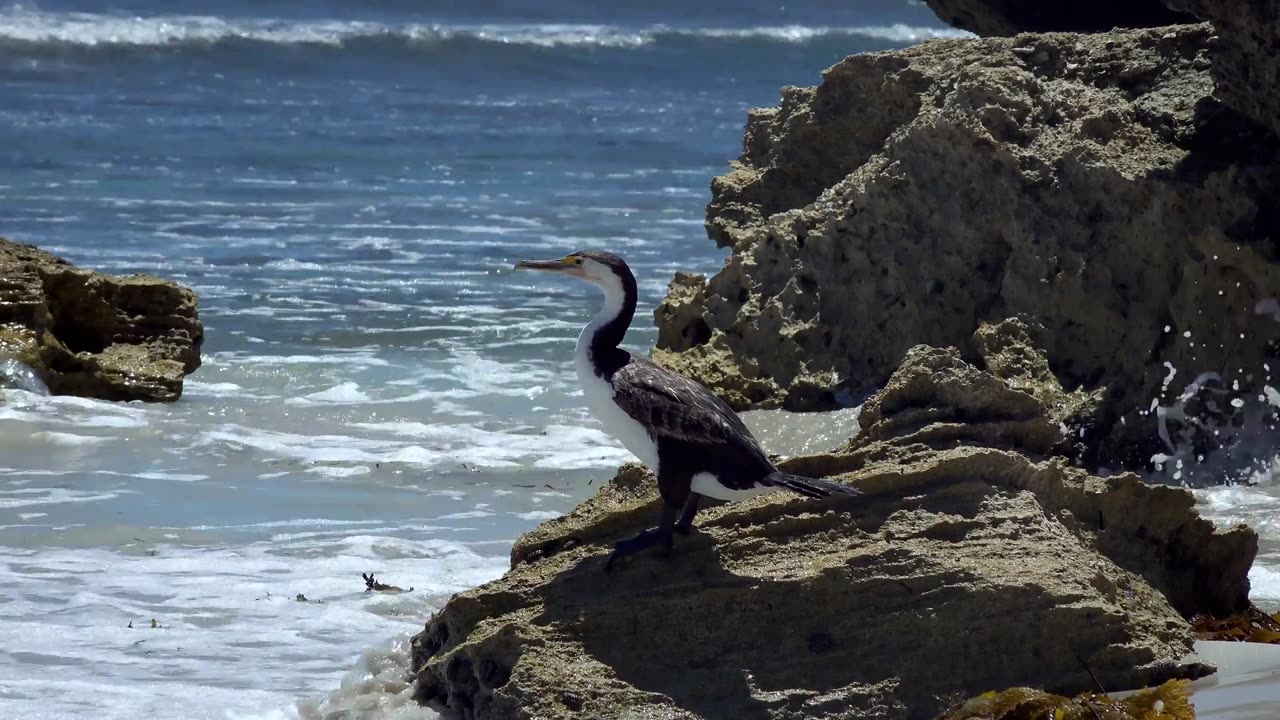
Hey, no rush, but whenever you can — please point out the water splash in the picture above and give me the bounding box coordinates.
[0,356,48,395]
[1149,364,1279,487]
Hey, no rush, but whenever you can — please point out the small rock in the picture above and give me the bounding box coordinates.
[0,238,203,402]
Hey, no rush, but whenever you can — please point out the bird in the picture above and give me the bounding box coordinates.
[515,250,860,570]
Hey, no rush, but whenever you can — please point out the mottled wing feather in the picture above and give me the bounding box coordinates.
[610,359,768,459]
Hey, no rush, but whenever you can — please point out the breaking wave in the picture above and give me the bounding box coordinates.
[0,9,972,52]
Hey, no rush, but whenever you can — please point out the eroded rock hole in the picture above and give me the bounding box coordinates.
[683,318,711,347]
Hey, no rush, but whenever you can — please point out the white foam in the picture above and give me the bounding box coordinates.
[1251,565,1280,605]
[311,465,373,478]
[217,352,390,367]
[196,417,630,472]
[291,636,438,720]
[0,487,129,509]
[437,510,495,520]
[0,9,973,50]
[78,414,149,429]
[512,510,561,521]
[185,381,247,394]
[29,431,111,446]
[295,382,371,404]
[133,472,209,482]
[0,530,505,720]
[693,23,972,43]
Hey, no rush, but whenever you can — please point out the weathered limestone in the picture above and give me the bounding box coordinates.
[0,238,203,402]
[652,25,1280,470]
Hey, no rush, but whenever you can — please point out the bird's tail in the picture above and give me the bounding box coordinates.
[764,472,861,499]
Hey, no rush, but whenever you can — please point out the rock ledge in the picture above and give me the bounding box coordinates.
[410,345,1254,720]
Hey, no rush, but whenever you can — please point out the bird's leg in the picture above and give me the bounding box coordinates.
[674,494,701,536]
[605,503,677,571]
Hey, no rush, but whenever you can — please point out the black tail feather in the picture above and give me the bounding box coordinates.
[765,472,860,498]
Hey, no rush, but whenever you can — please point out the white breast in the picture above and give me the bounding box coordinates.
[575,348,660,473]
[581,351,660,471]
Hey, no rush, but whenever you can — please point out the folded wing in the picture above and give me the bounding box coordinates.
[609,359,770,464]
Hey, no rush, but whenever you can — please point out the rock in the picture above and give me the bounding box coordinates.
[1163,0,1280,137]
[852,343,1067,457]
[970,318,1106,463]
[654,24,1280,470]
[410,345,1254,719]
[0,238,203,402]
[835,344,1256,618]
[923,0,1193,36]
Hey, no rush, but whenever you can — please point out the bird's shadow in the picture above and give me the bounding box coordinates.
[525,488,959,720]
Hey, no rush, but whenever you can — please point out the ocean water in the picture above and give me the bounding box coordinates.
[0,1,1275,718]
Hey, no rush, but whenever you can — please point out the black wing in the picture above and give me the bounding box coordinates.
[610,359,770,460]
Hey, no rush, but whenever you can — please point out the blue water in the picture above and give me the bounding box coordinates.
[3,2,1275,719]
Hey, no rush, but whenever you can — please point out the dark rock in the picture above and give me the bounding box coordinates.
[923,0,1193,36]
[1163,0,1280,137]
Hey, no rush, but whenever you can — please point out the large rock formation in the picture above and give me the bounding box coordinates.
[1163,0,1280,138]
[410,345,1255,719]
[0,238,203,402]
[653,24,1280,469]
[922,0,1192,36]
[922,0,1280,151]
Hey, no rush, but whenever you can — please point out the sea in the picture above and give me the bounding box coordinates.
[0,1,1275,718]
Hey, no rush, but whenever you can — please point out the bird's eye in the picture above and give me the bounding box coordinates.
[574,258,583,265]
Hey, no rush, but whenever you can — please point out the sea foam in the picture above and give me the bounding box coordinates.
[0,9,972,51]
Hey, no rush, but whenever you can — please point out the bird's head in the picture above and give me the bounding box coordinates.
[515,250,633,294]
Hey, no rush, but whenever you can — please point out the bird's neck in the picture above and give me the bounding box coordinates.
[575,272,636,378]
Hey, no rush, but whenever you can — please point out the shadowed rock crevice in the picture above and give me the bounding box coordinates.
[923,0,1194,36]
[0,238,203,402]
[410,345,1252,720]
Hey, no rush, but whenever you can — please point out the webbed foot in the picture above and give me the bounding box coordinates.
[604,526,673,572]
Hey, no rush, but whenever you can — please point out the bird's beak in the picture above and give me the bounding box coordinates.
[514,259,568,272]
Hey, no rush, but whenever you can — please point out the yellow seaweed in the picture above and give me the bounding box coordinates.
[938,679,1194,720]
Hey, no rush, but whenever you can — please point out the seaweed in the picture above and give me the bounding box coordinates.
[938,679,1194,720]
[1192,604,1280,644]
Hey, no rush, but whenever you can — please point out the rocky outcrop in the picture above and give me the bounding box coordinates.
[923,0,1192,36]
[1163,0,1280,137]
[0,238,203,402]
[410,346,1255,719]
[653,24,1280,470]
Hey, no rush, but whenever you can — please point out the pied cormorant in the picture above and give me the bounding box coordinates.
[516,250,858,569]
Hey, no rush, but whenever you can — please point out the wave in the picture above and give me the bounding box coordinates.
[0,9,971,52]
